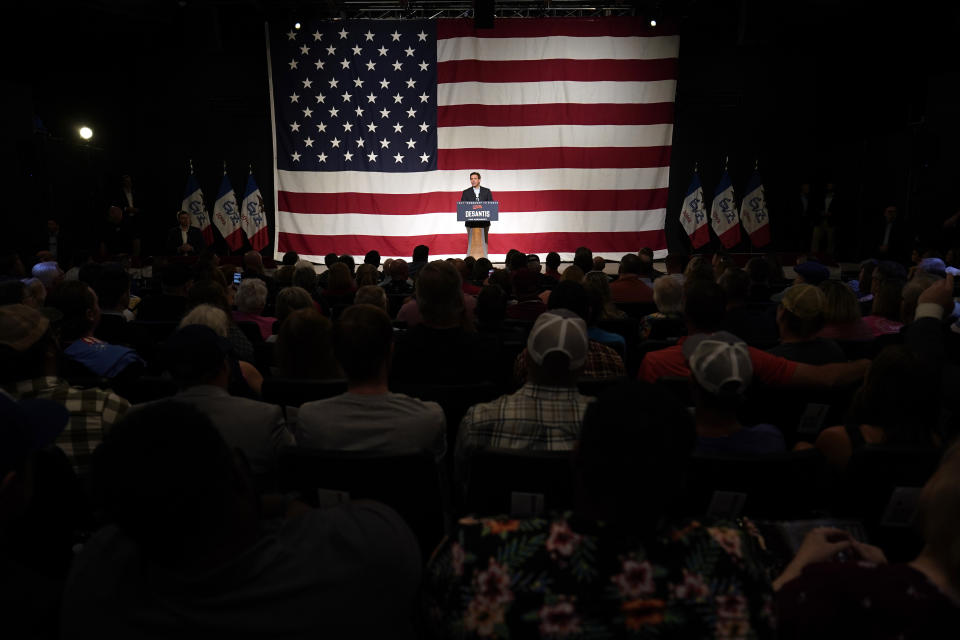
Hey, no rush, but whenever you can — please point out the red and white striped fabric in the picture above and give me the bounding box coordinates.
[272,18,677,261]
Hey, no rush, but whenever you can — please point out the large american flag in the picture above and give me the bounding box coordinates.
[268,18,677,261]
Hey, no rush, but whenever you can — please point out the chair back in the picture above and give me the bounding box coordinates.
[277,449,444,556]
[463,448,575,517]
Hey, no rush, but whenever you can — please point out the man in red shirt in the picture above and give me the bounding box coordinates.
[638,280,869,388]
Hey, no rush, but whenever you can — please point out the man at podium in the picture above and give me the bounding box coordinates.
[460,172,494,257]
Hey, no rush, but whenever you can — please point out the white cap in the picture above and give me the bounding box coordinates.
[527,309,589,370]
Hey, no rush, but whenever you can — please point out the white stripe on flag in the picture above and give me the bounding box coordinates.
[276,167,670,194]
[437,124,673,149]
[437,80,677,106]
[276,208,667,236]
[437,35,681,62]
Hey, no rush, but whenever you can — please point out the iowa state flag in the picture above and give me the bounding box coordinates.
[181,173,213,245]
[213,173,245,251]
[740,171,771,247]
[710,170,741,249]
[241,173,270,251]
[679,172,709,249]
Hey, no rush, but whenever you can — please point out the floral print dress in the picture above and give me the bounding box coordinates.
[424,514,777,639]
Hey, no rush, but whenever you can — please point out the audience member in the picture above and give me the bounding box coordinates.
[381,258,415,295]
[665,253,688,283]
[62,402,422,637]
[544,251,562,280]
[807,346,938,470]
[505,268,548,321]
[316,252,339,290]
[744,256,776,302]
[354,284,388,311]
[391,261,497,384]
[396,262,478,328]
[408,244,429,280]
[457,309,593,476]
[297,305,445,460]
[0,304,130,475]
[92,263,134,344]
[135,263,191,321]
[270,285,315,341]
[768,284,846,364]
[774,443,960,636]
[640,276,686,340]
[686,332,786,454]
[864,272,906,337]
[321,262,356,307]
[232,278,275,340]
[31,260,64,295]
[609,254,654,303]
[683,255,715,285]
[338,254,356,276]
[186,280,255,363]
[355,263,379,287]
[719,267,778,344]
[816,280,875,342]
[515,281,626,384]
[46,280,144,382]
[153,324,292,477]
[573,246,593,274]
[275,308,339,380]
[584,271,625,320]
[427,380,776,637]
[21,278,46,309]
[179,304,263,397]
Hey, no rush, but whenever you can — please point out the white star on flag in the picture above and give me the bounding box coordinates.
[379,108,390,118]
[304,137,314,147]
[356,138,365,147]
[405,78,416,88]
[353,78,364,87]
[314,60,324,70]
[366,122,377,132]
[290,122,300,132]
[392,60,402,71]
[340,59,350,69]
[343,122,353,132]
[367,93,377,103]
[330,137,341,148]
[352,45,362,56]
[291,151,300,161]
[390,30,401,41]
[379,138,390,149]
[341,91,352,102]
[405,138,416,149]
[364,31,375,41]
[316,122,327,132]
[326,45,335,55]
[317,152,327,162]
[300,45,310,55]
[379,78,390,89]
[289,92,299,102]
[328,78,338,88]
[302,78,312,88]
[288,59,298,70]
[328,106,339,117]
[418,61,429,71]
[393,93,404,104]
[365,60,376,71]
[315,93,325,103]
[377,46,388,56]
[393,153,404,163]
[419,153,429,163]
[367,151,378,162]
[312,30,322,41]
[418,92,429,103]
[343,150,354,161]
[302,107,313,117]
[404,47,414,57]
[338,28,348,39]
[286,30,297,40]
[354,106,364,117]
[406,108,416,118]
[418,122,429,132]
[393,122,403,133]
[417,31,427,41]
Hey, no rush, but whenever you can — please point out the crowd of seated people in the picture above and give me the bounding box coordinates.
[2,232,960,637]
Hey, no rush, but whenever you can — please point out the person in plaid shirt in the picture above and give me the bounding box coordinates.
[0,304,129,476]
[457,310,594,483]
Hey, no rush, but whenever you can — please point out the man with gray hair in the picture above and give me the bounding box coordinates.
[31,261,63,295]
[456,309,594,475]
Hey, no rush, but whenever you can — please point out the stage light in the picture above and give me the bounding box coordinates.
[78,126,93,140]
[294,22,301,30]
[649,18,657,27]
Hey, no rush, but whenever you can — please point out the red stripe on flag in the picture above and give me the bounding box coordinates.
[748,225,770,248]
[278,188,669,215]
[437,58,677,84]
[437,18,676,39]
[717,225,742,250]
[690,225,710,249]
[278,230,666,257]
[437,103,674,127]
[224,229,245,251]
[438,146,671,170]
[248,227,270,252]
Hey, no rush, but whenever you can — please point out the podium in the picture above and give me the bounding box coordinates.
[457,200,499,259]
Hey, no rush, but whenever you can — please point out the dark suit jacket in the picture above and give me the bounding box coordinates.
[460,187,494,228]
[165,226,206,256]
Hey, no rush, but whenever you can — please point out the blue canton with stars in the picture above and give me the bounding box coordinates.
[273,20,438,172]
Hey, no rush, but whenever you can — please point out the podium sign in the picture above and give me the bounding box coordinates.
[457,200,499,222]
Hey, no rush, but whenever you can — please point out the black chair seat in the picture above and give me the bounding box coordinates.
[463,448,575,517]
[261,378,348,407]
